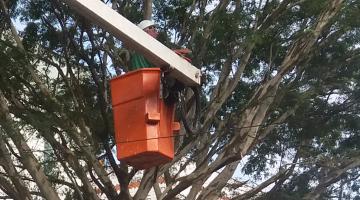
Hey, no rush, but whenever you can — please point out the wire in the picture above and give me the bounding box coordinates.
[0,122,285,190]
[0,122,284,157]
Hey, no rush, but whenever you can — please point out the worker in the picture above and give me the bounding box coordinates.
[129,20,192,70]
[129,20,191,104]
[129,20,159,71]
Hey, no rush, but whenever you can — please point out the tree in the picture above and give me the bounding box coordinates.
[0,0,359,199]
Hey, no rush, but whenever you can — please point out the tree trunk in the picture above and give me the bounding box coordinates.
[143,0,152,20]
[0,137,33,200]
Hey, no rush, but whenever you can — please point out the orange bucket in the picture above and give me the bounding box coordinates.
[110,68,180,169]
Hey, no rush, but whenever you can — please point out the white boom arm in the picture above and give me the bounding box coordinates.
[62,0,201,86]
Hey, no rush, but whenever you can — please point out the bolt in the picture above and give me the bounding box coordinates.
[195,72,200,79]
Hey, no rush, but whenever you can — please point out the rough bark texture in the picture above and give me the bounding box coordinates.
[143,0,152,20]
[0,138,32,200]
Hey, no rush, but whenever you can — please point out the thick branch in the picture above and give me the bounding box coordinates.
[303,157,360,200]
[232,167,289,200]
[0,91,61,200]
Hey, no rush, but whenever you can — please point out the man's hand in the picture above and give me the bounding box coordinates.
[173,48,192,54]
[173,48,192,62]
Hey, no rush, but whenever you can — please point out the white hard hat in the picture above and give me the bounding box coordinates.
[137,20,156,30]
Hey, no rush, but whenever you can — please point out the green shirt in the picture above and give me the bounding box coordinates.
[129,53,155,71]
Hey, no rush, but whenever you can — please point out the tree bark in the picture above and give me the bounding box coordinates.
[133,168,157,200]
[0,137,33,200]
[0,0,24,50]
[197,161,240,200]
[232,168,288,200]
[143,0,152,20]
[0,91,61,200]
[0,175,22,200]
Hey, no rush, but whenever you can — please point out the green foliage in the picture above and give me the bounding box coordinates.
[22,22,38,50]
[1,0,360,199]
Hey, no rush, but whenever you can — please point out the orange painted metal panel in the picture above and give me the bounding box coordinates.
[110,68,179,169]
